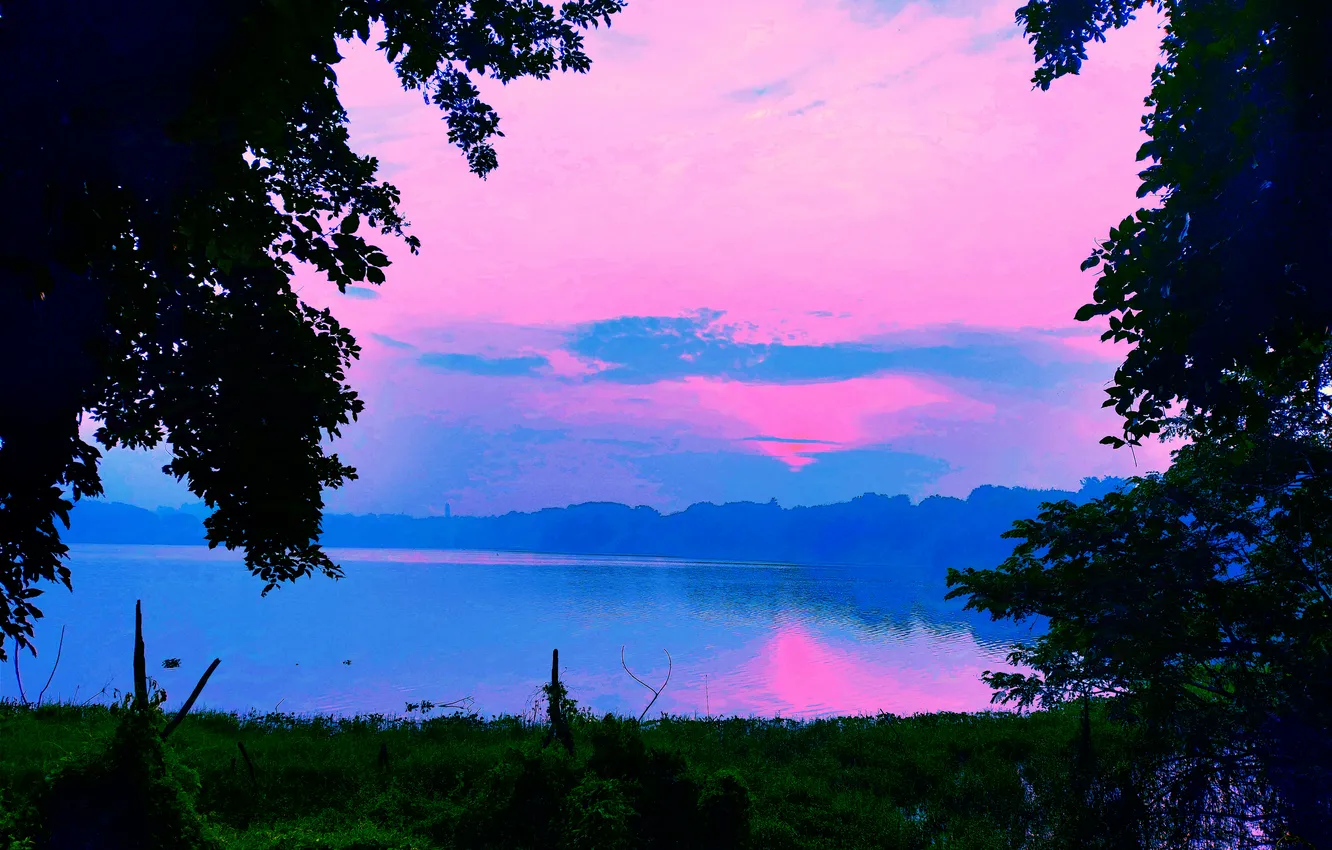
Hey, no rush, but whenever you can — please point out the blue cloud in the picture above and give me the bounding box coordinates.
[343,286,380,300]
[844,0,982,22]
[419,352,549,377]
[789,99,826,116]
[726,79,793,102]
[742,435,842,446]
[566,312,1099,389]
[371,333,416,351]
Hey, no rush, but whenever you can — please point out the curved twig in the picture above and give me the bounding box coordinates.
[621,645,672,723]
[36,625,66,707]
[77,682,113,708]
[12,645,29,708]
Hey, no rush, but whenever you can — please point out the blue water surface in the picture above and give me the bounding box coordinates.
[1,545,1032,720]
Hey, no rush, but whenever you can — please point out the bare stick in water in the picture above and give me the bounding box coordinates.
[621,645,672,723]
[133,601,148,712]
[161,657,222,740]
[543,648,574,754]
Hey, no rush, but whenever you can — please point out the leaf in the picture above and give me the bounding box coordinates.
[340,213,360,235]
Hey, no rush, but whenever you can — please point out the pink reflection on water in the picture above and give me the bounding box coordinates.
[674,620,1018,719]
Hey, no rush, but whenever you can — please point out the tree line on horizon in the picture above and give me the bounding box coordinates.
[62,477,1126,568]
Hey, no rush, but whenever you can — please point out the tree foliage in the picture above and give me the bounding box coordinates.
[946,1,1332,845]
[948,435,1332,844]
[1018,0,1332,447]
[0,0,624,658]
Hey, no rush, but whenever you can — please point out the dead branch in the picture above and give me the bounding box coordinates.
[133,600,148,712]
[621,645,672,723]
[77,682,113,708]
[404,695,474,717]
[12,645,29,708]
[439,695,473,711]
[36,625,66,707]
[542,648,574,755]
[236,740,257,786]
[160,657,221,740]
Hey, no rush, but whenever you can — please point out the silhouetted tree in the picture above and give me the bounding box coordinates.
[1018,0,1331,448]
[0,0,624,658]
[948,1,1332,845]
[950,436,1332,845]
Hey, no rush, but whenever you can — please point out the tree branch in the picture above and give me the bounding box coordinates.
[621,645,672,723]
[35,624,65,706]
[160,657,221,740]
[12,644,29,708]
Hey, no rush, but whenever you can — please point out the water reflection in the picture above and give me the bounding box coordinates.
[0,545,1027,720]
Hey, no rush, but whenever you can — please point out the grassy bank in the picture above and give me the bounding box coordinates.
[0,698,1146,850]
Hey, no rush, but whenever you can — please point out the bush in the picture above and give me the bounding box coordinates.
[33,710,219,850]
[698,768,752,849]
[459,746,578,848]
[561,776,636,850]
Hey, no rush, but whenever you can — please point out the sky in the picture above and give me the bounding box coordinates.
[97,0,1176,516]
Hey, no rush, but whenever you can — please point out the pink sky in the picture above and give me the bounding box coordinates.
[99,0,1176,515]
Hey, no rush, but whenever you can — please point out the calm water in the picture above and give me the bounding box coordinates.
[1,545,1031,720]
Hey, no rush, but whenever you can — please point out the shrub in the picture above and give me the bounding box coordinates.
[32,710,219,850]
[561,776,636,850]
[698,768,752,849]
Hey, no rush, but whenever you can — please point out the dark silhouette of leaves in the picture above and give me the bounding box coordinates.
[0,0,625,658]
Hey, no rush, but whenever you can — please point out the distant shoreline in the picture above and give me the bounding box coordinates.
[66,540,862,570]
[65,479,1125,571]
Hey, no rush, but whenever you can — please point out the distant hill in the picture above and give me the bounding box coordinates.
[64,478,1126,572]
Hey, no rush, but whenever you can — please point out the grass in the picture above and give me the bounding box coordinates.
[0,697,1145,850]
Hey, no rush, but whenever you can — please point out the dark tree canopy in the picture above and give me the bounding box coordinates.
[0,0,624,658]
[948,434,1332,845]
[1019,0,1332,446]
[945,2,1332,844]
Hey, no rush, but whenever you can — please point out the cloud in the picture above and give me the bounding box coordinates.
[566,311,1105,390]
[788,99,827,116]
[742,435,842,446]
[418,351,550,377]
[842,0,991,23]
[633,443,951,509]
[370,333,416,350]
[342,286,380,300]
[726,79,794,102]
[164,0,1170,517]
[320,412,952,515]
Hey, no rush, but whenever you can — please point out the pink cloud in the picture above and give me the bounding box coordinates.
[315,0,1163,341]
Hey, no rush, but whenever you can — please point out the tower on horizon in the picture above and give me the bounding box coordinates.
[445,503,451,519]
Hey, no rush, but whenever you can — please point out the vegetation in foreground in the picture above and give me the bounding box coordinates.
[0,696,1159,850]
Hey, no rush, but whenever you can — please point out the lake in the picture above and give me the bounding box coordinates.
[1,545,1031,720]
